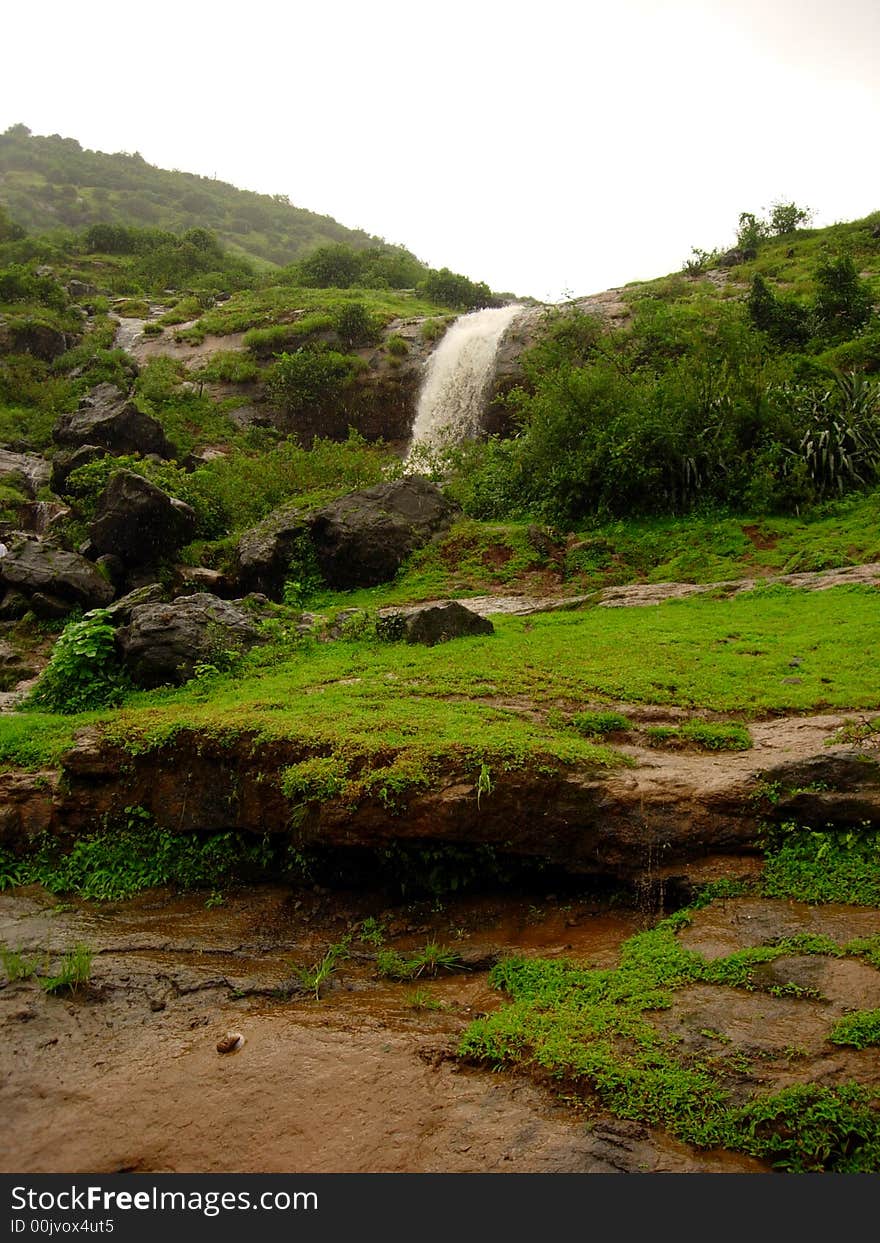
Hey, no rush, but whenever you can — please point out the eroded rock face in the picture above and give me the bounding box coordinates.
[116,593,264,687]
[310,477,459,589]
[53,384,173,458]
[88,471,196,566]
[0,536,114,615]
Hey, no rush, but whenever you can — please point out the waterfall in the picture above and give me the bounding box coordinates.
[407,304,523,456]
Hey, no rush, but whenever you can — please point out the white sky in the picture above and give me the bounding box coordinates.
[3,0,879,301]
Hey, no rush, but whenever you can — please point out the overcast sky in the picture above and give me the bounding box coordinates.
[3,0,878,300]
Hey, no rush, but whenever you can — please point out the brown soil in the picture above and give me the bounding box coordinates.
[1,885,761,1175]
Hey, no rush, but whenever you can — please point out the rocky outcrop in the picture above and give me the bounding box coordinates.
[234,478,458,598]
[3,725,877,881]
[310,477,459,589]
[115,593,264,687]
[0,535,114,616]
[0,320,72,362]
[88,471,196,566]
[53,383,173,458]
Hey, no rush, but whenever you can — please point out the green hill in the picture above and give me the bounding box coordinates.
[0,123,392,268]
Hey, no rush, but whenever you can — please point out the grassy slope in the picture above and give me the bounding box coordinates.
[3,583,877,775]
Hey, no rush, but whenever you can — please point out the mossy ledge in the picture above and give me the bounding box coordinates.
[2,725,878,885]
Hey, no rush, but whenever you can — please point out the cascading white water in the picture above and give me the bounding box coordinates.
[407,304,523,457]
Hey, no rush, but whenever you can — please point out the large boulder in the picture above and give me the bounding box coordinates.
[88,471,197,566]
[310,477,459,589]
[116,594,264,687]
[53,384,174,458]
[235,503,310,598]
[0,536,114,616]
[0,320,71,362]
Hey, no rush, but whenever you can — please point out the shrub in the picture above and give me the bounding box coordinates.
[333,302,381,348]
[27,610,129,714]
[813,254,873,340]
[385,334,409,357]
[266,348,356,414]
[571,710,631,736]
[768,201,812,235]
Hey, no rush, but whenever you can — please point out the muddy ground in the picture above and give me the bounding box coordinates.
[3,882,878,1174]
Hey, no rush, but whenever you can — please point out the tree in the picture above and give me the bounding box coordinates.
[769,201,812,235]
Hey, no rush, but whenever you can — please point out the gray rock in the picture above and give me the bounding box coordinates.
[66,280,97,301]
[116,593,264,687]
[104,583,165,625]
[384,600,495,646]
[0,448,51,499]
[88,471,196,566]
[0,321,70,362]
[0,536,114,612]
[53,384,174,458]
[310,477,458,589]
[235,503,310,598]
[50,444,107,495]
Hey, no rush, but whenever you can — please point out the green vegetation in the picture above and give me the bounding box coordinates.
[376,942,463,980]
[761,822,880,906]
[570,710,631,737]
[459,912,880,1171]
[289,936,351,1000]
[40,943,93,995]
[644,721,753,751]
[0,946,40,982]
[0,817,301,901]
[27,610,128,714]
[829,1009,880,1050]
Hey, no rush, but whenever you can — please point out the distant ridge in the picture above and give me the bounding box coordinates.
[0,124,401,268]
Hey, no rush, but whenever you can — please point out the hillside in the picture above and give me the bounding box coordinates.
[0,124,400,268]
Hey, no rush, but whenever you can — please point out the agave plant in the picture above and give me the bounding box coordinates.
[782,372,880,497]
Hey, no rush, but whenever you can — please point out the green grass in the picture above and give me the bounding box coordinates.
[459,914,880,1171]
[829,1009,880,1050]
[376,942,463,980]
[0,946,40,982]
[40,943,93,995]
[761,823,880,905]
[0,821,295,901]
[570,710,631,736]
[3,582,876,791]
[179,285,449,341]
[645,721,753,752]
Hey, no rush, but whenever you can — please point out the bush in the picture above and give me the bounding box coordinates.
[266,348,356,414]
[813,254,873,340]
[27,610,129,714]
[333,302,381,348]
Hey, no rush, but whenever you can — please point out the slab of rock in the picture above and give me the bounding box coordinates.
[383,600,495,646]
[88,471,196,566]
[310,477,459,589]
[53,384,173,458]
[0,536,114,614]
[116,593,264,687]
[0,448,51,498]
